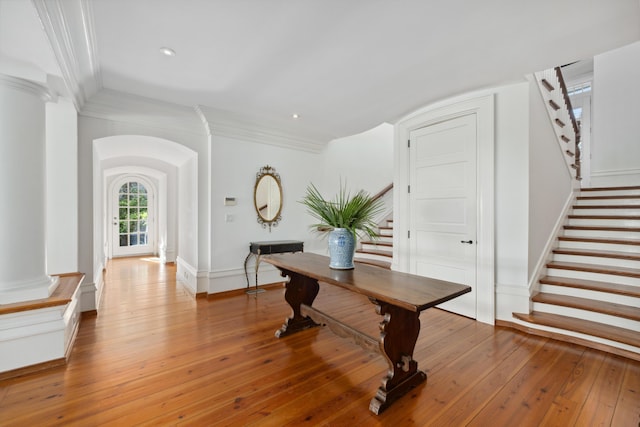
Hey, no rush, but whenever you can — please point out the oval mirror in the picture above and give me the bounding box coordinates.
[254,165,282,231]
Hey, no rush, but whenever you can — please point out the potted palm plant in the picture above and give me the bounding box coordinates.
[300,182,384,269]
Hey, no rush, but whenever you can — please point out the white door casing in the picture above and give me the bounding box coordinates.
[394,94,495,325]
[409,114,477,318]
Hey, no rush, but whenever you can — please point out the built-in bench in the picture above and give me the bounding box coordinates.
[0,273,85,380]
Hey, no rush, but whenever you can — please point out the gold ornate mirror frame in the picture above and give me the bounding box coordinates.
[253,165,282,231]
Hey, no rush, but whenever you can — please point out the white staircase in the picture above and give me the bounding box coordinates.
[354,218,393,269]
[513,185,640,360]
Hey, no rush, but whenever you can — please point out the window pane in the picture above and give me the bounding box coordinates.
[130,209,139,220]
[130,182,138,194]
[119,208,127,220]
[139,195,147,207]
[139,208,147,219]
[130,234,138,246]
[129,195,138,207]
[140,220,147,232]
[119,234,128,247]
[119,195,128,206]
[140,233,147,245]
[139,185,147,194]
[119,183,128,194]
[119,221,128,233]
[129,221,138,232]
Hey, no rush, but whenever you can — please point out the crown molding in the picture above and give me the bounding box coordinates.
[31,0,102,111]
[197,106,329,153]
[81,89,207,136]
[0,74,52,102]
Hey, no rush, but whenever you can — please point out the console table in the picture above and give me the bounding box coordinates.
[262,252,471,415]
[243,240,304,295]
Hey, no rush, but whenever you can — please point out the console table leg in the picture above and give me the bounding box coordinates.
[369,299,426,415]
[275,269,320,338]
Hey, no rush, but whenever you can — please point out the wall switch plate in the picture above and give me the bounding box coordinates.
[224,197,237,206]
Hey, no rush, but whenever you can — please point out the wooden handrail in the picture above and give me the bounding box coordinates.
[555,67,581,180]
[371,183,393,202]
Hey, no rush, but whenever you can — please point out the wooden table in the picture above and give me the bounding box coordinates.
[262,252,471,415]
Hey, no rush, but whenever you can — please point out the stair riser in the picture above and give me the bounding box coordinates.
[553,253,640,269]
[539,284,640,306]
[354,253,392,263]
[361,243,392,253]
[564,229,640,239]
[572,207,640,216]
[568,218,640,227]
[558,240,640,254]
[575,199,640,206]
[532,303,640,331]
[546,268,640,287]
[379,229,393,237]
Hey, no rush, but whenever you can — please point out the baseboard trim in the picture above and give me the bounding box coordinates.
[0,358,66,381]
[496,319,640,362]
[207,282,285,300]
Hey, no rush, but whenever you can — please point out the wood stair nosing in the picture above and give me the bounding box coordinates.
[558,236,640,246]
[568,214,640,220]
[573,204,640,210]
[580,185,640,192]
[563,225,640,232]
[361,240,392,247]
[552,248,640,262]
[512,311,640,349]
[532,292,640,322]
[546,260,640,279]
[539,276,640,299]
[577,195,640,201]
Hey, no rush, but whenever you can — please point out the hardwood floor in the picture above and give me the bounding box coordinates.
[1,257,639,426]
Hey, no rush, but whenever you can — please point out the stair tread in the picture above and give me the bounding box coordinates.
[553,248,640,261]
[559,236,640,246]
[581,185,640,192]
[354,259,391,269]
[573,204,640,209]
[547,261,640,278]
[512,311,640,348]
[564,225,640,232]
[568,214,640,219]
[361,240,392,247]
[540,276,640,298]
[532,292,640,321]
[577,195,640,200]
[355,249,392,258]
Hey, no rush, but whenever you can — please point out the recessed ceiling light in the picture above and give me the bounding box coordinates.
[160,47,176,57]
[292,113,300,119]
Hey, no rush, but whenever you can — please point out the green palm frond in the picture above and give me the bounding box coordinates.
[300,182,385,240]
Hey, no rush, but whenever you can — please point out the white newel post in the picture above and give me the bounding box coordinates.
[0,74,57,304]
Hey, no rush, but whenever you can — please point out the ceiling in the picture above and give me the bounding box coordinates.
[2,0,640,142]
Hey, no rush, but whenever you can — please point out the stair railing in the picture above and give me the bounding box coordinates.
[534,67,582,182]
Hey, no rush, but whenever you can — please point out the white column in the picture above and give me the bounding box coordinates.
[0,74,57,304]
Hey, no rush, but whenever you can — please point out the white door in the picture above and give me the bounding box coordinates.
[409,113,477,318]
[111,178,155,257]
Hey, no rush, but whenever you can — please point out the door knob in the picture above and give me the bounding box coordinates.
[460,240,473,244]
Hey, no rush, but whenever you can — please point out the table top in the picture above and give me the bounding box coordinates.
[263,253,471,313]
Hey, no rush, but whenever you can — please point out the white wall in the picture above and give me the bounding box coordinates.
[528,79,573,279]
[208,133,323,292]
[45,98,78,275]
[321,123,394,195]
[592,40,640,186]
